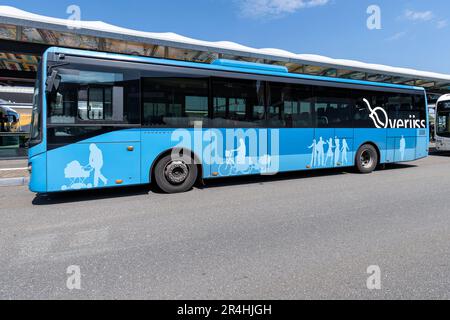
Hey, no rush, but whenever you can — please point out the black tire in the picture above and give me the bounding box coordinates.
[355,144,378,174]
[154,153,198,193]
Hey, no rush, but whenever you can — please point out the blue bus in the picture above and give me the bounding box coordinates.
[28,47,429,194]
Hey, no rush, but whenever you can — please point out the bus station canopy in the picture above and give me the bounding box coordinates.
[0,5,449,98]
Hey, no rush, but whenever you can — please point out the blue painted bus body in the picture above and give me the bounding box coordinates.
[28,48,429,193]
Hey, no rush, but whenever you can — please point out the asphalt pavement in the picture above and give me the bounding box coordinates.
[0,153,449,299]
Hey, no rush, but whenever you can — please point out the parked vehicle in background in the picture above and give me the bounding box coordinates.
[435,94,450,151]
[0,102,32,133]
[0,87,34,159]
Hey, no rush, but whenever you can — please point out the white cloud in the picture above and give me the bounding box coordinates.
[386,31,407,42]
[403,9,447,29]
[238,0,329,19]
[437,20,448,29]
[403,9,434,22]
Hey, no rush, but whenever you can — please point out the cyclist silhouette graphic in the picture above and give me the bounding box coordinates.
[219,138,271,176]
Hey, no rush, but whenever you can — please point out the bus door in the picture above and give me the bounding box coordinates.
[314,127,354,169]
[273,128,314,172]
[265,85,315,173]
[314,127,334,169]
[334,128,354,167]
[45,65,142,192]
[314,101,336,169]
[47,129,141,192]
[314,90,356,169]
[386,95,424,163]
[208,79,268,177]
[386,129,416,162]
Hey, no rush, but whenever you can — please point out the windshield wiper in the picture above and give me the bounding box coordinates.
[45,63,70,93]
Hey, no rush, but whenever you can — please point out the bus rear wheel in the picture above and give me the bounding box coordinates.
[355,144,378,174]
[154,154,198,193]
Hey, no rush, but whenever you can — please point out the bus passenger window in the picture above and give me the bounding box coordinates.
[77,87,118,121]
[267,82,314,128]
[314,86,353,128]
[211,78,265,128]
[142,77,209,128]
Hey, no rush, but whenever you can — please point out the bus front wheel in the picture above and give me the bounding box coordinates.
[355,144,378,174]
[154,154,198,193]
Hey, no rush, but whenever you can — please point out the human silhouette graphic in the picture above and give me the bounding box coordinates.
[399,135,406,161]
[341,139,350,164]
[334,137,341,165]
[235,138,246,164]
[325,138,334,166]
[226,138,248,173]
[316,137,326,167]
[89,143,108,187]
[308,139,317,167]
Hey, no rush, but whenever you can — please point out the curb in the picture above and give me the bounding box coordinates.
[0,177,29,187]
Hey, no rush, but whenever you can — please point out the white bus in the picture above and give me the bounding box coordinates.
[435,94,450,151]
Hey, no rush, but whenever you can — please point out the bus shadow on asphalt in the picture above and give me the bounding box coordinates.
[32,164,417,205]
[32,184,156,205]
[430,152,450,157]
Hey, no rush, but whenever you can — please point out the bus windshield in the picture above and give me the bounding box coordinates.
[29,64,42,146]
[437,100,450,138]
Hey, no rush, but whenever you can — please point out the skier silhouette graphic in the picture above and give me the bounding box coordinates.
[89,143,108,187]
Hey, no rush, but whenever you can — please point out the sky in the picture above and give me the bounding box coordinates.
[2,0,450,74]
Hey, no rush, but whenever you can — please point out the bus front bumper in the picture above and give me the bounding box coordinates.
[28,152,47,193]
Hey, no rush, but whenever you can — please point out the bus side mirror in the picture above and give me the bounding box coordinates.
[45,69,61,93]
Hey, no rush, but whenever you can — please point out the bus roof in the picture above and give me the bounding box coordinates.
[437,94,450,103]
[45,47,426,93]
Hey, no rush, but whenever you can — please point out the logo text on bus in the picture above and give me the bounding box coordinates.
[364,99,426,129]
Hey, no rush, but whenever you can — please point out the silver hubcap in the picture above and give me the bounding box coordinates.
[360,150,373,168]
[164,160,189,185]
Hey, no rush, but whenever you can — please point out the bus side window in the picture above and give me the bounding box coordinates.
[267,82,314,128]
[353,99,371,127]
[141,77,209,128]
[77,86,119,122]
[77,88,88,120]
[352,91,387,128]
[314,86,352,128]
[211,78,265,128]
